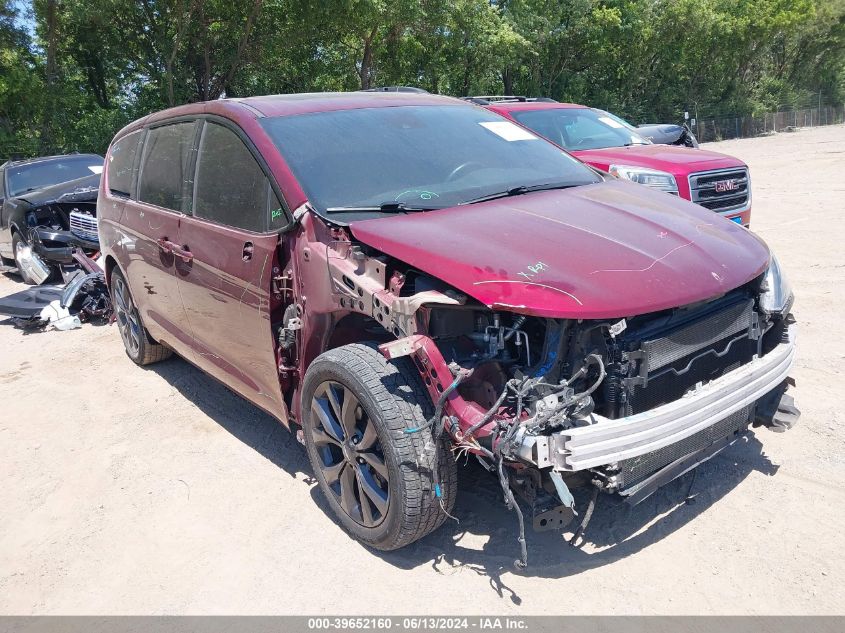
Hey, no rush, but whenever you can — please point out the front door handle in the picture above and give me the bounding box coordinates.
[171,243,193,262]
[157,237,193,262]
[242,241,254,261]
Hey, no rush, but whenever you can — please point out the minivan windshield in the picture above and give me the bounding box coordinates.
[261,105,601,219]
[7,155,104,197]
[509,107,650,151]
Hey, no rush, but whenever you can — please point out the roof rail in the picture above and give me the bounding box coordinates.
[461,95,559,105]
[360,86,429,93]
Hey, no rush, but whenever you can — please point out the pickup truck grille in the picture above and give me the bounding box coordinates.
[688,167,750,213]
[69,210,99,243]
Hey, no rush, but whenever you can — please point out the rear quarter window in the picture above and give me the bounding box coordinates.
[107,130,143,198]
[138,122,197,212]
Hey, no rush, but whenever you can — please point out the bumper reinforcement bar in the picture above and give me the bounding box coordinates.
[518,324,796,471]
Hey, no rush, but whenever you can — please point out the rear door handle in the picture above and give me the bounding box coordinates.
[157,237,174,253]
[242,241,254,261]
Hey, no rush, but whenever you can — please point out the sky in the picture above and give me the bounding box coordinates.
[11,0,35,38]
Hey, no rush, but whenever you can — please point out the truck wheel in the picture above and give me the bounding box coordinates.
[301,343,457,550]
[110,269,172,365]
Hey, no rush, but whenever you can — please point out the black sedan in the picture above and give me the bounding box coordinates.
[0,154,103,284]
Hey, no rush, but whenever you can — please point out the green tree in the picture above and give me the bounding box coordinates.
[0,0,44,157]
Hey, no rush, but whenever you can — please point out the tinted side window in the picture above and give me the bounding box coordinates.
[107,130,142,198]
[139,122,196,211]
[193,122,268,232]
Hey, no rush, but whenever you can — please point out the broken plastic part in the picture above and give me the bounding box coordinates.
[548,470,576,510]
[38,300,81,330]
[754,378,800,432]
[0,286,64,318]
[16,243,52,285]
[52,314,82,331]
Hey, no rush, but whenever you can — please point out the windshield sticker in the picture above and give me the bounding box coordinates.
[598,116,624,129]
[271,208,284,221]
[479,121,538,142]
[88,165,104,174]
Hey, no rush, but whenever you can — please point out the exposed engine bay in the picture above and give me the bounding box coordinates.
[277,214,799,568]
[4,173,101,285]
[23,187,100,267]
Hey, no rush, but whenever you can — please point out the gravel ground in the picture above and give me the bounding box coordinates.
[0,125,843,615]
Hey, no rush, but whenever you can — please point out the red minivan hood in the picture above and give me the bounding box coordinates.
[572,144,743,173]
[349,180,769,319]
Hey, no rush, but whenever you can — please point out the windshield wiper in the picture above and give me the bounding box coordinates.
[325,202,438,214]
[461,182,579,205]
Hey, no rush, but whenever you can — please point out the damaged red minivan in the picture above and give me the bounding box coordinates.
[99,92,798,566]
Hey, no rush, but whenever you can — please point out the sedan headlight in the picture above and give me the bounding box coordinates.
[609,165,679,195]
[760,253,793,314]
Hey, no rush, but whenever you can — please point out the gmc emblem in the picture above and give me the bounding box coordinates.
[714,179,739,193]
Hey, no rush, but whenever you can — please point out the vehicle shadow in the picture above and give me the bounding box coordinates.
[144,356,315,485]
[373,436,778,603]
[145,355,780,604]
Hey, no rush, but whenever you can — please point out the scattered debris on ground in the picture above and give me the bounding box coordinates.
[0,248,111,331]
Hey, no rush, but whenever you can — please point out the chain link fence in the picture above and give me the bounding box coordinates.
[695,105,845,142]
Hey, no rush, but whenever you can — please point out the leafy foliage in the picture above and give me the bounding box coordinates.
[0,0,843,157]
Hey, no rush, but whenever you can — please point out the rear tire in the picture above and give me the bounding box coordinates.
[301,343,457,551]
[110,268,172,365]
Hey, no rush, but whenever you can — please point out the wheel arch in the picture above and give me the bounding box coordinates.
[289,311,397,424]
[102,254,119,287]
[324,312,395,353]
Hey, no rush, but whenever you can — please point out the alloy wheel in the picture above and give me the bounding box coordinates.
[310,380,390,527]
[112,275,141,358]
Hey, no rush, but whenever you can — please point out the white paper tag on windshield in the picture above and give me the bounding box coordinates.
[598,116,624,129]
[479,121,538,141]
[88,165,104,174]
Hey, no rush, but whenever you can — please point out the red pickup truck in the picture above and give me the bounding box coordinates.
[476,98,752,226]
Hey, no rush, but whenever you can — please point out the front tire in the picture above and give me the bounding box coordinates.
[301,343,457,550]
[110,269,172,365]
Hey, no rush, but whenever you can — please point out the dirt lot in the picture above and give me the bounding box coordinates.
[1,126,844,615]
